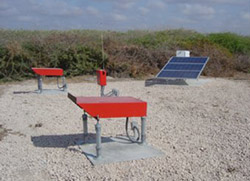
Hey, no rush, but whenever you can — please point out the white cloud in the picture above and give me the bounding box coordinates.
[31,0,83,16]
[148,0,166,9]
[172,17,196,24]
[241,12,250,21]
[115,2,136,9]
[209,0,248,4]
[86,6,99,16]
[163,0,248,4]
[138,7,150,15]
[0,0,249,35]
[0,2,9,11]
[182,4,215,19]
[18,16,36,22]
[112,13,127,21]
[0,7,18,16]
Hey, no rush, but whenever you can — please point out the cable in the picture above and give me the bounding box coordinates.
[125,117,140,143]
[57,77,66,90]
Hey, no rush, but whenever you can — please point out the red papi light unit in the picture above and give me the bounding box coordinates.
[32,68,67,93]
[68,94,147,118]
[96,69,107,86]
[32,68,63,76]
[96,69,119,97]
[68,93,147,159]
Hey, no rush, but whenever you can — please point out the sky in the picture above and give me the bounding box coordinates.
[0,0,250,35]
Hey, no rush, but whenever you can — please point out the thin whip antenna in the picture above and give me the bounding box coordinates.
[101,32,104,69]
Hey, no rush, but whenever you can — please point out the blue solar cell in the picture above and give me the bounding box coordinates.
[170,57,208,64]
[164,64,203,71]
[156,56,209,79]
[157,70,199,79]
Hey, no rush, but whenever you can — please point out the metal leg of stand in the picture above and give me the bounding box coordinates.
[82,113,88,143]
[95,119,102,158]
[141,117,146,144]
[37,75,42,93]
[100,86,105,97]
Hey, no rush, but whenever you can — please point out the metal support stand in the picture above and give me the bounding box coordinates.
[82,113,88,143]
[141,117,146,144]
[37,75,43,93]
[95,119,102,158]
[100,86,105,97]
[100,86,119,97]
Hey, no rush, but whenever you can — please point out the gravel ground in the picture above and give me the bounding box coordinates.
[0,77,250,181]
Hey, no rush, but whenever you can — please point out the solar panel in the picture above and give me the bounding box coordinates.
[165,64,203,71]
[170,57,208,64]
[156,56,209,79]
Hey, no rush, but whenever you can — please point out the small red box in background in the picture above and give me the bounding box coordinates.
[96,69,107,86]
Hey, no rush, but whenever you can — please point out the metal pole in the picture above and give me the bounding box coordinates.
[141,117,146,144]
[37,75,42,93]
[101,33,105,69]
[82,113,88,143]
[101,86,105,97]
[95,119,102,158]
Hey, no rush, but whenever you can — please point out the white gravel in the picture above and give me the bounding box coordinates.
[0,77,250,181]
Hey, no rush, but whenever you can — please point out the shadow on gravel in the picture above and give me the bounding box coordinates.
[31,133,113,148]
[0,125,8,141]
[13,91,37,94]
[13,89,66,94]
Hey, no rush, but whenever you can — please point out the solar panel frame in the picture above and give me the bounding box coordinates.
[170,57,208,64]
[156,56,209,79]
[196,57,209,79]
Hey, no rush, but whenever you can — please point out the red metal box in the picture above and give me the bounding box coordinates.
[68,93,147,118]
[32,68,63,76]
[96,69,107,86]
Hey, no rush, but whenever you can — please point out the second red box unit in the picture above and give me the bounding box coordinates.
[96,69,107,86]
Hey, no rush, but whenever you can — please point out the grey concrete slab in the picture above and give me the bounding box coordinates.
[78,136,164,165]
[145,78,212,87]
[145,78,188,86]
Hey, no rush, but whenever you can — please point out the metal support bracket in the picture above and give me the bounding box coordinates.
[100,86,119,97]
[100,86,105,97]
[37,75,43,93]
[95,118,102,158]
[82,113,88,143]
[141,117,146,144]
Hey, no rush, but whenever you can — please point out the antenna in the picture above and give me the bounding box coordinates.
[101,32,105,69]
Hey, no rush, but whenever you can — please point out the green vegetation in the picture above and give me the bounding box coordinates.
[208,33,250,54]
[0,29,249,82]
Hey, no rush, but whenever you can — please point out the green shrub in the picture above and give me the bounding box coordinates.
[208,33,250,54]
[0,42,33,81]
[0,36,106,81]
[56,45,106,76]
[0,29,250,82]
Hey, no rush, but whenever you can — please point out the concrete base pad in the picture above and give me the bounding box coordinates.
[145,78,211,86]
[78,136,164,165]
